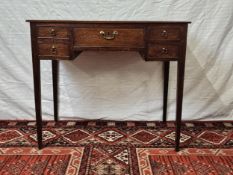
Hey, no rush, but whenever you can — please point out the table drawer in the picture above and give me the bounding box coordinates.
[37,27,69,38]
[149,25,183,41]
[74,28,144,47]
[38,43,70,58]
[148,44,179,59]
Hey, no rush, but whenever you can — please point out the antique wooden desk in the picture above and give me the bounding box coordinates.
[27,20,190,151]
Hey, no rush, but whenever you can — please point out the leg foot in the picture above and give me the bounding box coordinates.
[175,61,185,152]
[32,58,43,149]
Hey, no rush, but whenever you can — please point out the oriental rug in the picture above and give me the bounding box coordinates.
[0,120,232,174]
[0,147,232,174]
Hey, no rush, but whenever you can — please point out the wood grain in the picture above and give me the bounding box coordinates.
[27,20,190,152]
[38,43,70,58]
[74,28,144,48]
[148,44,179,59]
[38,27,69,39]
[148,25,183,41]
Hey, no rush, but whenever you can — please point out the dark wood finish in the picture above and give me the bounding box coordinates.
[38,43,70,58]
[38,27,69,39]
[148,44,179,59]
[26,20,191,24]
[148,25,183,41]
[30,23,43,149]
[74,28,144,48]
[27,20,190,151]
[52,60,59,122]
[175,61,185,151]
[163,62,170,122]
[175,24,188,151]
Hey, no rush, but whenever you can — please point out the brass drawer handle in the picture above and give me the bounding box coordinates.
[161,47,168,54]
[100,31,118,40]
[161,30,168,38]
[50,28,56,36]
[51,45,57,54]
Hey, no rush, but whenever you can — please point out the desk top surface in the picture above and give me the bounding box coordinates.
[26,20,191,24]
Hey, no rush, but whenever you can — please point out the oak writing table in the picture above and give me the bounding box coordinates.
[26,20,190,151]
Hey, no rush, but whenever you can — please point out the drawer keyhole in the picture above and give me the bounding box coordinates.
[51,45,57,54]
[161,48,168,54]
[50,28,56,36]
[161,30,168,38]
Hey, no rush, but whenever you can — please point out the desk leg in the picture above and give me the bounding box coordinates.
[52,60,59,122]
[163,61,170,122]
[175,61,185,151]
[32,59,43,149]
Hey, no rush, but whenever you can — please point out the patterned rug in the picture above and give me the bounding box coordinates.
[149,155,233,174]
[0,147,83,174]
[0,120,232,174]
[0,151,71,174]
[137,148,233,175]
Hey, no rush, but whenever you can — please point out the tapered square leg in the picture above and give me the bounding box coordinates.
[32,58,43,149]
[163,61,170,122]
[175,61,185,151]
[52,60,59,122]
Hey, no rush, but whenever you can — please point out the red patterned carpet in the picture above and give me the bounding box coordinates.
[0,152,71,174]
[0,120,233,174]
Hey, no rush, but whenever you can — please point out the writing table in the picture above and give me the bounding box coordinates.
[27,20,190,151]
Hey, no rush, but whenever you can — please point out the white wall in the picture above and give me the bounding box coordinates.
[0,0,232,121]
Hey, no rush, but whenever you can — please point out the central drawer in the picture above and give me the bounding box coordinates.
[74,28,144,48]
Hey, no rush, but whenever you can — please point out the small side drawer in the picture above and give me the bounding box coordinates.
[148,44,179,59]
[37,27,69,38]
[74,28,144,48]
[149,25,183,41]
[38,43,70,59]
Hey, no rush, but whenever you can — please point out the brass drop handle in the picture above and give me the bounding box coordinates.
[161,30,168,38]
[161,47,168,54]
[51,45,57,54]
[100,31,118,40]
[50,28,56,36]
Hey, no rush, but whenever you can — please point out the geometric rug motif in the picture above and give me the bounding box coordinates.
[0,147,84,175]
[136,148,233,175]
[131,130,158,144]
[0,155,71,174]
[0,130,23,143]
[0,120,233,174]
[198,131,227,145]
[63,129,90,143]
[149,155,233,175]
[164,131,192,143]
[0,120,232,149]
[29,130,57,142]
[95,128,127,144]
[1,147,232,175]
[80,146,130,175]
[114,149,129,165]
